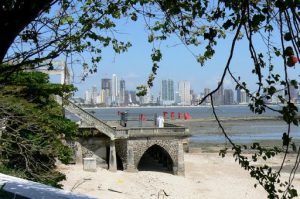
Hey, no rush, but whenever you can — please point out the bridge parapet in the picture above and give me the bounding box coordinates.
[58,96,116,139]
[127,127,190,138]
[76,125,188,139]
[115,129,129,139]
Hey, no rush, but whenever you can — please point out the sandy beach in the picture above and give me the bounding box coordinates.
[59,147,300,199]
[59,119,300,198]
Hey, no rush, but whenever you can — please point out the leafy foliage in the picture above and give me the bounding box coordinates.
[0,71,77,187]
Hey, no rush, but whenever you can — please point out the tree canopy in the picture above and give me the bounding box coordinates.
[1,0,300,198]
[0,71,77,187]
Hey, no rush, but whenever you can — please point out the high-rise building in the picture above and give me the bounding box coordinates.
[111,74,119,105]
[178,80,191,105]
[246,94,251,103]
[224,89,234,105]
[101,78,111,90]
[204,88,211,105]
[175,91,181,104]
[91,86,97,105]
[190,89,199,105]
[101,78,111,105]
[213,81,224,105]
[236,87,241,104]
[161,79,175,105]
[84,90,92,104]
[240,89,247,104]
[124,90,130,105]
[128,90,138,104]
[119,79,125,105]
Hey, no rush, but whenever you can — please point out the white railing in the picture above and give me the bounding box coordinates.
[0,173,96,199]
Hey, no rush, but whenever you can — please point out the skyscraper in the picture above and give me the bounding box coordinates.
[236,87,241,104]
[129,90,138,104]
[91,86,97,105]
[240,89,247,104]
[101,78,111,90]
[175,91,181,104]
[119,79,125,105]
[124,90,130,105]
[111,74,119,105]
[204,88,211,105]
[101,78,111,105]
[84,90,92,104]
[161,79,175,105]
[224,89,234,105]
[213,81,224,105]
[178,80,191,105]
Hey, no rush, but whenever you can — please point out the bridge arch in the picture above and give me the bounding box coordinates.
[136,144,176,173]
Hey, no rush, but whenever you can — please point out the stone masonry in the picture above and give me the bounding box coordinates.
[124,138,185,175]
[74,136,186,176]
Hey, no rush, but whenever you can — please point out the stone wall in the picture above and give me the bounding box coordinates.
[72,134,186,175]
[78,136,110,168]
[129,138,177,167]
[126,137,185,175]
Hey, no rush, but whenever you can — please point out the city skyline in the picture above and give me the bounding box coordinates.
[75,74,237,99]
[79,74,300,107]
[80,74,255,106]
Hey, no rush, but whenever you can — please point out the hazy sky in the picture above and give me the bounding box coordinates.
[50,16,294,98]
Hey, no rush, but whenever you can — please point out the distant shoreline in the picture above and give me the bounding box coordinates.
[168,116,282,123]
[79,103,296,109]
[82,104,267,109]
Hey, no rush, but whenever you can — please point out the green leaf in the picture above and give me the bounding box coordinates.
[131,13,138,21]
[290,80,298,89]
[289,189,298,197]
[282,132,291,146]
[151,49,162,62]
[61,16,74,25]
[136,85,147,96]
[148,34,155,43]
[268,86,276,96]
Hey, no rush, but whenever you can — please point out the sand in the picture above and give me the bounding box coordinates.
[60,119,300,198]
[59,148,300,199]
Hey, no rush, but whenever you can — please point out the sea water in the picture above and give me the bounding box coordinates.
[83,105,300,144]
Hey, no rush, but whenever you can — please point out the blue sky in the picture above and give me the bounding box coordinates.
[50,16,295,98]
[10,2,297,99]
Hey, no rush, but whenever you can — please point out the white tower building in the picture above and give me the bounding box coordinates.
[178,80,191,105]
[111,74,119,105]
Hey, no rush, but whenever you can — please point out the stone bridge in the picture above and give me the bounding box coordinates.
[61,98,190,175]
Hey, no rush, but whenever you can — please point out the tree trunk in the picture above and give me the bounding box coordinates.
[0,0,56,63]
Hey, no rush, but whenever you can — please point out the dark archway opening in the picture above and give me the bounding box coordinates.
[116,154,124,170]
[138,145,173,173]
